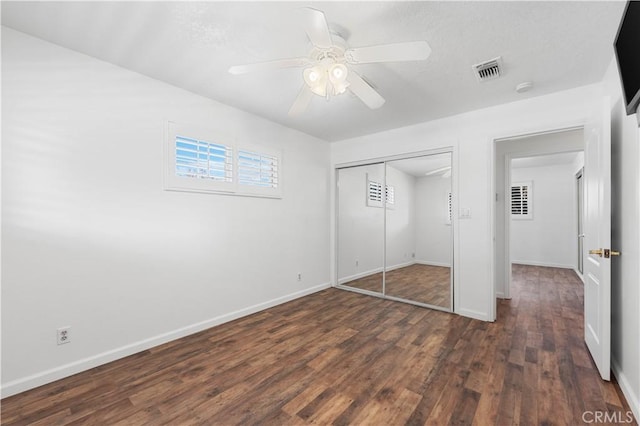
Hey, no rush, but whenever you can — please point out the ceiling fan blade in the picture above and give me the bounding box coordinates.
[228,58,310,75]
[346,71,385,110]
[288,85,314,116]
[298,7,333,49]
[345,41,432,64]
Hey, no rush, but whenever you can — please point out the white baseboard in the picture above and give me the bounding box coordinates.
[457,307,492,322]
[338,267,383,285]
[1,282,331,398]
[611,358,640,423]
[337,261,418,285]
[511,260,576,269]
[415,260,452,268]
[385,261,415,272]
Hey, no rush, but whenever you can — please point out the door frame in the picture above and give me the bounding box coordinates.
[491,122,585,316]
[576,167,585,279]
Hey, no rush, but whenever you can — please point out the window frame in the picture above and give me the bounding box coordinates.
[164,122,282,199]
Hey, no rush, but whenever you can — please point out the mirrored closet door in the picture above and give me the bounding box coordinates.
[384,153,452,309]
[336,152,453,312]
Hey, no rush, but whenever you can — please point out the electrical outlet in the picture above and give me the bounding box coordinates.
[297,273,302,281]
[57,326,71,345]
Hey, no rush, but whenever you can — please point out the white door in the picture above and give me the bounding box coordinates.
[583,97,612,381]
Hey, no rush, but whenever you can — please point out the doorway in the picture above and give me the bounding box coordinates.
[494,127,584,300]
[508,151,584,277]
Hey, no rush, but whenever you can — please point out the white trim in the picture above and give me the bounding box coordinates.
[457,308,491,322]
[611,358,640,423]
[337,261,417,285]
[337,267,383,285]
[0,282,331,398]
[335,147,454,170]
[415,260,451,268]
[385,261,416,272]
[452,145,460,317]
[511,260,576,269]
[338,261,452,285]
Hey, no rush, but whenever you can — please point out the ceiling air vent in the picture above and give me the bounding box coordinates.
[472,57,503,82]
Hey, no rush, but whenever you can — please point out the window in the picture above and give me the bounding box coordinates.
[238,150,279,188]
[366,175,394,208]
[367,177,383,207]
[385,185,395,206]
[165,122,282,198]
[511,182,532,219]
[175,135,233,182]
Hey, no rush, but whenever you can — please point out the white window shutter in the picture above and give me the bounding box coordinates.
[511,182,532,219]
[238,150,279,188]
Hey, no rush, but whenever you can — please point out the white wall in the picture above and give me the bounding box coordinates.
[1,28,331,396]
[603,56,640,421]
[331,84,601,322]
[510,162,579,269]
[415,175,452,267]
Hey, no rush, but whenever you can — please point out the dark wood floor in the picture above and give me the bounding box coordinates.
[1,265,635,425]
[342,264,451,308]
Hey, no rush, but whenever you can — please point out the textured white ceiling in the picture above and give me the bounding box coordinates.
[1,1,627,142]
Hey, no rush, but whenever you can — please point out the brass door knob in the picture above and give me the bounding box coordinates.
[589,248,621,258]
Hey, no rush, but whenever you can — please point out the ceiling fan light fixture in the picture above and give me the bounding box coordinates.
[303,66,328,97]
[328,63,350,95]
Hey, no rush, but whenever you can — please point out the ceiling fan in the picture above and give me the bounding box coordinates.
[228,7,432,115]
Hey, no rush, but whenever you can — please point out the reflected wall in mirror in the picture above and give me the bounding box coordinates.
[336,163,384,294]
[385,153,452,309]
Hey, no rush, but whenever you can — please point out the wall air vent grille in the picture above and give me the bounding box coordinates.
[472,57,503,82]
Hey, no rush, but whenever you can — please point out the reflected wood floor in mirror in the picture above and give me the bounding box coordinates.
[341,264,451,308]
[1,265,635,425]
